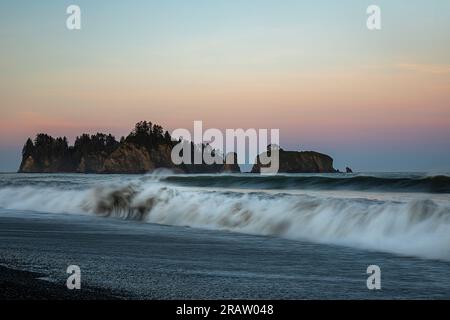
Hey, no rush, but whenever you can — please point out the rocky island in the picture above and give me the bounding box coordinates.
[19,121,240,174]
[19,121,339,174]
[251,146,336,173]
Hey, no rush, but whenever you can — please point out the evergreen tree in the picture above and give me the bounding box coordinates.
[22,138,34,158]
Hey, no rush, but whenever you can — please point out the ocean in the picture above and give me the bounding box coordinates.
[0,172,450,299]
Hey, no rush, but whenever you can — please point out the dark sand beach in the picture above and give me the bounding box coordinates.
[1,207,450,300]
[0,265,118,300]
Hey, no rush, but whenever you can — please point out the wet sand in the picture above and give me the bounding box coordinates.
[0,265,118,300]
[1,209,450,299]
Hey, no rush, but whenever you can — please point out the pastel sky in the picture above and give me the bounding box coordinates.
[1,0,449,172]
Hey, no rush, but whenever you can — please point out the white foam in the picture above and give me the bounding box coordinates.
[0,180,449,261]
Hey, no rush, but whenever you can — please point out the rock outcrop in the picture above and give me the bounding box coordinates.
[251,147,336,173]
[20,156,37,173]
[222,153,241,173]
[18,122,343,175]
[18,121,241,174]
[103,143,155,174]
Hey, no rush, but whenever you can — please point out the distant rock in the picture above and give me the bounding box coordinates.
[18,121,241,174]
[103,143,155,174]
[76,153,109,173]
[222,152,240,173]
[18,122,347,175]
[20,156,37,173]
[346,167,353,173]
[251,147,336,173]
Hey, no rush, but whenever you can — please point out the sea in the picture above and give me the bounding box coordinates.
[0,171,449,299]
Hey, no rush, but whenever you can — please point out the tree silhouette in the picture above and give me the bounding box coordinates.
[22,138,34,158]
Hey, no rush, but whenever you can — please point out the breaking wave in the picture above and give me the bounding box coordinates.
[159,174,450,193]
[0,180,450,261]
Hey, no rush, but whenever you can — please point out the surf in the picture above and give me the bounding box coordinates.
[0,177,449,262]
[157,174,450,193]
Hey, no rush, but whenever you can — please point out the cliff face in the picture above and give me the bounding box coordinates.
[20,156,38,173]
[251,149,336,173]
[103,143,155,174]
[18,122,241,174]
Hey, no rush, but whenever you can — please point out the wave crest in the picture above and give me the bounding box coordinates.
[159,174,450,193]
[1,182,450,261]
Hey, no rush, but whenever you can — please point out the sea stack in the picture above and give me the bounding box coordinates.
[251,146,336,173]
[18,121,241,174]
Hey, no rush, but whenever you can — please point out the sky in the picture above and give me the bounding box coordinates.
[0,0,449,172]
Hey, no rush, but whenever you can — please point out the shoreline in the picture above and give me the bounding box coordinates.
[0,265,121,300]
[1,210,450,299]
